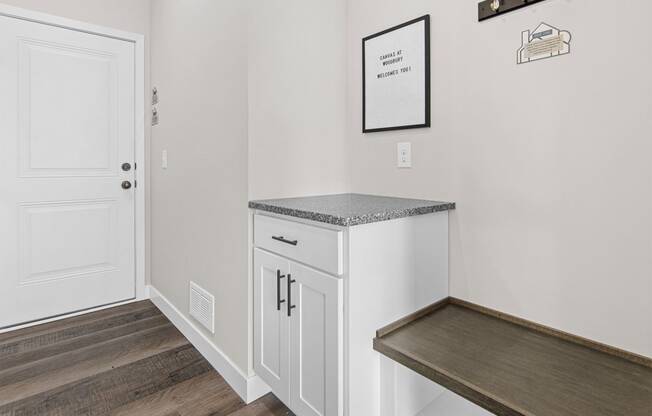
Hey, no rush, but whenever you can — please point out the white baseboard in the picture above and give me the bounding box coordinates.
[140,284,151,300]
[148,285,270,403]
[417,390,491,416]
[247,373,273,402]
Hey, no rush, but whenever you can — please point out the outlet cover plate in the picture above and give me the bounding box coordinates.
[397,142,412,168]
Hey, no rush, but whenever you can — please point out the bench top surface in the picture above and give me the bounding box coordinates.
[374,301,652,416]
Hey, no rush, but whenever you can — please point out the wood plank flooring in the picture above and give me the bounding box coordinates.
[0,300,292,416]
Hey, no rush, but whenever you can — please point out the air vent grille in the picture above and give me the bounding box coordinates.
[189,281,215,334]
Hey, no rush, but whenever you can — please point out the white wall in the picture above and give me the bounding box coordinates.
[1,0,154,286]
[149,0,350,377]
[7,0,648,379]
[150,0,250,372]
[0,0,150,33]
[248,0,349,200]
[347,0,652,356]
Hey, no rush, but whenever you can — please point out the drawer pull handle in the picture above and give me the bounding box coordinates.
[287,274,296,317]
[276,270,286,311]
[272,236,298,246]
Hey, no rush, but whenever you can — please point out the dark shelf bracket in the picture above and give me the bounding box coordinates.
[478,0,548,22]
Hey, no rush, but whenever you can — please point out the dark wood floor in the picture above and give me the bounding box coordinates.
[0,300,292,416]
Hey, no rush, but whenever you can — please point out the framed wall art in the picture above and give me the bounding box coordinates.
[362,15,430,133]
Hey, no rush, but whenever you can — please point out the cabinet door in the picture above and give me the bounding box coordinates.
[289,262,343,416]
[253,249,290,404]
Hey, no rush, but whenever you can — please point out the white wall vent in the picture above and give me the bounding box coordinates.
[189,281,215,334]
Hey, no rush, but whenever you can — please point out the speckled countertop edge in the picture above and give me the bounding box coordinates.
[248,199,456,227]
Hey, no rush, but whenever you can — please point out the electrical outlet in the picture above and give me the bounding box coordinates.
[397,142,412,168]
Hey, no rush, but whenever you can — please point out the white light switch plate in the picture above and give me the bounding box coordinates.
[397,142,412,168]
[162,150,168,169]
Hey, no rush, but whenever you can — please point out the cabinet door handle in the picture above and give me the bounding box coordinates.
[287,274,296,317]
[272,236,298,246]
[276,270,286,311]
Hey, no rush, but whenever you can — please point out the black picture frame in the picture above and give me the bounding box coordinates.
[362,15,431,133]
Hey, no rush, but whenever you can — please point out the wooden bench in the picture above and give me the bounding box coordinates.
[374,298,652,416]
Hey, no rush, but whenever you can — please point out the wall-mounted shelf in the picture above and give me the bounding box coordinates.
[374,297,652,416]
[478,0,548,22]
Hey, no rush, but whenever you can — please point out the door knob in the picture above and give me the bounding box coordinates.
[121,181,132,190]
[122,163,132,172]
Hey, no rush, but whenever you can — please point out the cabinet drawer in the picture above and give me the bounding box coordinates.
[254,214,343,276]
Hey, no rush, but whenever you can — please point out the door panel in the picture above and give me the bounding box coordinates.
[297,285,326,411]
[19,200,118,283]
[289,262,343,416]
[254,249,290,405]
[19,38,118,176]
[0,15,136,328]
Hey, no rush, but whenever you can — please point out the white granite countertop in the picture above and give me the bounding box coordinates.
[248,193,455,226]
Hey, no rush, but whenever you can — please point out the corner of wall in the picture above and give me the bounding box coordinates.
[149,285,271,403]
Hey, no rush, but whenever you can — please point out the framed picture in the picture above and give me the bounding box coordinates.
[362,15,430,133]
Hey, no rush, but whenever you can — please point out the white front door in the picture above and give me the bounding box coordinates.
[0,15,136,328]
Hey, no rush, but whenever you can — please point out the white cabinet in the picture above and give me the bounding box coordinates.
[253,249,290,404]
[254,214,344,276]
[289,262,343,416]
[253,211,450,416]
[254,247,343,416]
